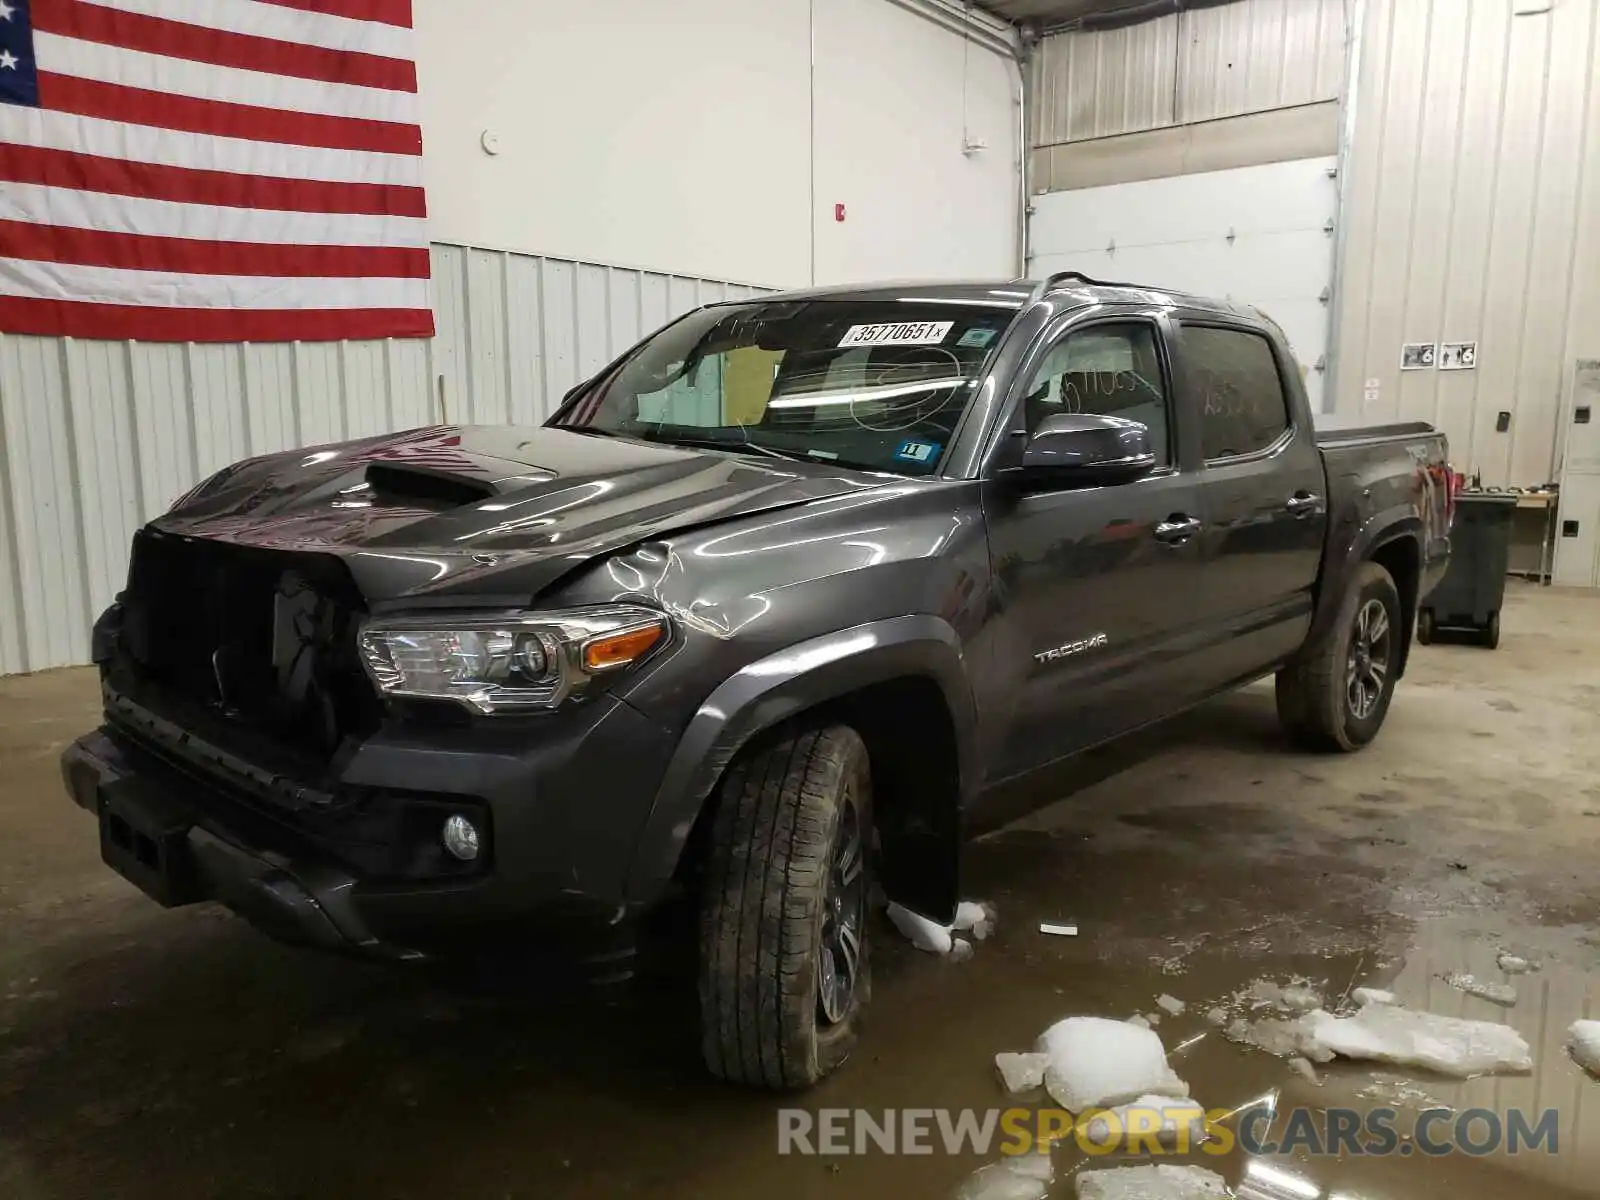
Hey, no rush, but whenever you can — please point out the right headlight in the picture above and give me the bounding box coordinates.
[358,604,668,714]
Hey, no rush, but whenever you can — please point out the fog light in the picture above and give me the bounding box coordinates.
[441,814,481,861]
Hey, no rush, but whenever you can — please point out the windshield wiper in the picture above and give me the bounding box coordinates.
[635,433,813,464]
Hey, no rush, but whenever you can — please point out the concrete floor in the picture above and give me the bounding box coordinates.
[3,582,1600,1199]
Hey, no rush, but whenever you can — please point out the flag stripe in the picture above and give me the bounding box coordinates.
[1,106,426,185]
[0,220,431,278]
[37,73,424,154]
[33,31,420,123]
[0,256,432,309]
[0,295,435,340]
[1,0,431,342]
[0,145,429,218]
[255,0,415,31]
[87,0,417,60]
[31,0,419,92]
[0,180,427,246]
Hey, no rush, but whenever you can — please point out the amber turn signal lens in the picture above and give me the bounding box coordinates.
[581,622,665,671]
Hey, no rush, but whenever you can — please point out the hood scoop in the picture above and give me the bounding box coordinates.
[363,462,498,508]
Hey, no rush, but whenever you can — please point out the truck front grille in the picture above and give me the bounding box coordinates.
[115,529,381,765]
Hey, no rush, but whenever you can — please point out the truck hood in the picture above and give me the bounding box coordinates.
[153,425,893,603]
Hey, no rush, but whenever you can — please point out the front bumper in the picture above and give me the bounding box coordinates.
[62,687,681,974]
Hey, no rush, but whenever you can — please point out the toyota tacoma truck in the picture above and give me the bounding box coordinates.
[62,272,1451,1088]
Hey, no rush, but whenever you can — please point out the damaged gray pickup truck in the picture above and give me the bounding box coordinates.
[63,272,1451,1088]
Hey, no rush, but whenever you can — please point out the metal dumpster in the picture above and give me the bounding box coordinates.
[1419,492,1516,649]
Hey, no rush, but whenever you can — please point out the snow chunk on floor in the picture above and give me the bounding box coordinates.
[1443,971,1517,1006]
[888,901,994,954]
[1036,1017,1189,1110]
[1156,994,1187,1016]
[1288,1056,1322,1086]
[1076,1163,1229,1200]
[956,1154,1054,1200]
[1568,1020,1600,1078]
[1227,1015,1334,1062]
[1497,952,1536,975]
[887,903,954,953]
[1303,1004,1532,1077]
[1352,987,1396,1007]
[1204,1007,1230,1027]
[995,1052,1048,1093]
[950,899,995,941]
[1080,1094,1208,1150]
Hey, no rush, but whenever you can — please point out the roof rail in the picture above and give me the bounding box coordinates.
[1028,269,1150,302]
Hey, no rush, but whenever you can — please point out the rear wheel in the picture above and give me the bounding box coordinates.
[1482,611,1501,650]
[697,724,871,1088]
[1417,608,1435,645]
[1276,562,1403,752]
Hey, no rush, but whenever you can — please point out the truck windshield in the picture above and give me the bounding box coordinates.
[556,299,1017,475]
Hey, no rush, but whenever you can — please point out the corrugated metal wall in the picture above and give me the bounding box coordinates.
[1331,0,1600,489]
[0,243,768,676]
[1032,0,1347,146]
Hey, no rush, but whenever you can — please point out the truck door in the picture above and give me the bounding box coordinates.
[982,314,1207,784]
[1176,321,1328,682]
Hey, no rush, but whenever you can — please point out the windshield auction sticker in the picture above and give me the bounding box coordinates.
[838,321,954,348]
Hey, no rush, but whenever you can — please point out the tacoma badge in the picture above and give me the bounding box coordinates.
[1033,633,1109,665]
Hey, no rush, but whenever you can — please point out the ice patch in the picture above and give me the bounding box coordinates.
[1568,1020,1600,1078]
[1303,1003,1532,1077]
[951,938,974,963]
[1156,994,1187,1016]
[1442,972,1517,1007]
[1236,978,1322,1012]
[995,1052,1049,1094]
[956,1153,1054,1200]
[1357,1073,1448,1109]
[1076,1163,1229,1199]
[1036,1017,1189,1110]
[1080,1094,1208,1150]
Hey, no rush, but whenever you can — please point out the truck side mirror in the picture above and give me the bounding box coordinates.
[1019,413,1156,487]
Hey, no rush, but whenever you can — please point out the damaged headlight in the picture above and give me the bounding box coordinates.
[358,605,668,714]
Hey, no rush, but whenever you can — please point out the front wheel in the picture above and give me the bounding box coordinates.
[1276,562,1403,752]
[697,724,871,1088]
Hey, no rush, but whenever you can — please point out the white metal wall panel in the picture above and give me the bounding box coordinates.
[1029,157,1340,411]
[1177,0,1348,124]
[1033,0,1345,149]
[0,242,768,675]
[1033,19,1178,145]
[1331,0,1600,490]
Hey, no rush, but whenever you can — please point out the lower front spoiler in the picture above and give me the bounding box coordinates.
[63,730,425,963]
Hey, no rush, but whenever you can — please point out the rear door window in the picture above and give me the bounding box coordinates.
[1183,326,1291,460]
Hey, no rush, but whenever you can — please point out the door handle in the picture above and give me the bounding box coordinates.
[1286,492,1321,517]
[1153,515,1202,545]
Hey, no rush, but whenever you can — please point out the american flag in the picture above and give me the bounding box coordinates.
[0,0,432,341]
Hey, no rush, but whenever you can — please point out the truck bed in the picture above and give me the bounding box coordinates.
[1312,411,1438,449]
